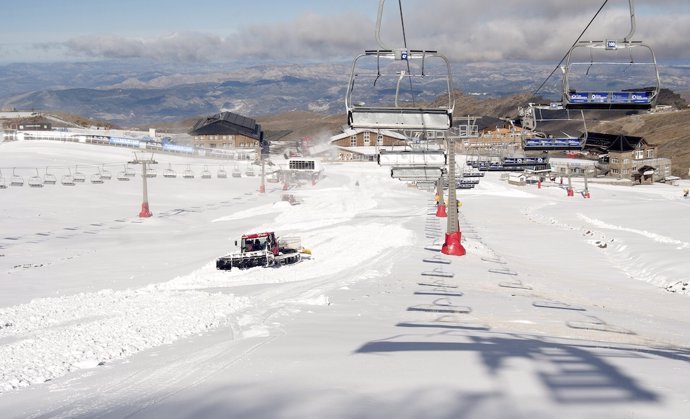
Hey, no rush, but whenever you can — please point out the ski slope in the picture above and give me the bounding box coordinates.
[1,140,689,419]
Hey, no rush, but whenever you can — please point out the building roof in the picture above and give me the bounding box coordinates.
[583,132,647,152]
[189,111,261,139]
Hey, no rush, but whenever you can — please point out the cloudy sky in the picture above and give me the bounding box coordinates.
[1,0,689,64]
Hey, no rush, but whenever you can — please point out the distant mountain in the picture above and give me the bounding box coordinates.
[1,60,689,128]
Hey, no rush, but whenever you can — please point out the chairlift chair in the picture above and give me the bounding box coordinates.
[201,165,212,179]
[28,169,44,188]
[0,169,6,189]
[125,164,136,177]
[217,166,228,179]
[90,173,104,184]
[117,164,130,181]
[10,168,24,187]
[560,0,660,110]
[100,166,112,180]
[145,166,157,178]
[163,163,177,178]
[518,104,587,151]
[73,166,86,183]
[345,0,454,131]
[232,165,242,178]
[61,168,76,186]
[183,165,195,179]
[245,165,255,176]
[44,168,57,185]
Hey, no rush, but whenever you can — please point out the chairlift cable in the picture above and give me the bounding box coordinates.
[531,0,610,98]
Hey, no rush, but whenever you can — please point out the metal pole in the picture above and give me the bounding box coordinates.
[259,156,266,193]
[142,161,148,205]
[446,137,458,234]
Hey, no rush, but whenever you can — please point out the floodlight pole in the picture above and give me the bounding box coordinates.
[129,152,157,217]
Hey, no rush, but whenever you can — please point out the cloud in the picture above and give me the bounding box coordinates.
[58,1,690,63]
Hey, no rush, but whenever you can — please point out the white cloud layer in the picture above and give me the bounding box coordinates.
[47,1,690,63]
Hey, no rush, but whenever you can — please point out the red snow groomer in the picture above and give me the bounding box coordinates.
[216,232,308,270]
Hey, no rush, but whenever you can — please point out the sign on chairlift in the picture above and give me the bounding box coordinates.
[606,40,618,50]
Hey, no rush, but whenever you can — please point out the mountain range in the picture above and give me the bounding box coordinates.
[2,60,689,128]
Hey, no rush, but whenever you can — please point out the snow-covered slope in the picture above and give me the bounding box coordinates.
[1,140,689,419]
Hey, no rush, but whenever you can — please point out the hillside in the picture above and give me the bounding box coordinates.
[594,109,690,178]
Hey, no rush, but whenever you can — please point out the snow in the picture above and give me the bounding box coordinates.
[1,139,690,418]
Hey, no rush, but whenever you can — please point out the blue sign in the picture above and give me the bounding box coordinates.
[591,92,608,103]
[630,92,651,103]
[569,92,589,103]
[400,50,408,60]
[611,92,630,103]
[606,40,617,50]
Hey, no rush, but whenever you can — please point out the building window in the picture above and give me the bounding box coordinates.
[350,135,357,147]
[623,159,630,164]
[363,131,370,146]
[634,150,644,159]
[611,168,620,174]
[647,149,654,158]
[610,157,619,164]
[377,133,383,145]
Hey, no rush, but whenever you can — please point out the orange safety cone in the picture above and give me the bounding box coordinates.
[567,188,574,197]
[584,191,591,199]
[436,204,447,217]
[537,180,542,189]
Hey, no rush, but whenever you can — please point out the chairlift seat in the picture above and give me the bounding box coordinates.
[61,175,76,186]
[10,176,24,187]
[523,137,585,151]
[217,168,228,179]
[348,107,453,131]
[28,176,44,188]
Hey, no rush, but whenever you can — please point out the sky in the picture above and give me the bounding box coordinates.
[1,137,689,417]
[2,0,690,64]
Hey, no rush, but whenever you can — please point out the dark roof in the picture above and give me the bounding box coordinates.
[474,116,505,132]
[583,132,646,152]
[189,111,261,139]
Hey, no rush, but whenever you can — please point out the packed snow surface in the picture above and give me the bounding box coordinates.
[1,140,689,419]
